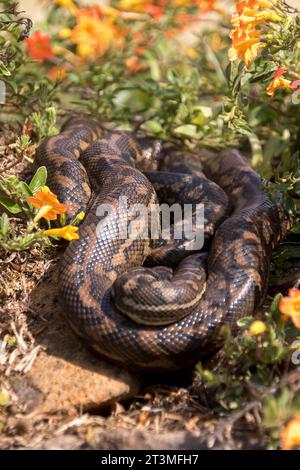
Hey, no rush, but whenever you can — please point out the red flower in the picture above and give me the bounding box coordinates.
[274,66,288,79]
[144,4,164,20]
[266,67,292,96]
[26,31,54,62]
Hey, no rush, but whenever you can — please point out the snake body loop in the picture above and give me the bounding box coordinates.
[36,118,290,371]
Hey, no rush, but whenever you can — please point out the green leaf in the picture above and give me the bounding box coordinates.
[113,89,150,113]
[0,60,11,77]
[271,294,282,323]
[291,220,300,233]
[0,196,22,214]
[240,72,253,88]
[142,120,163,135]
[204,42,226,86]
[18,181,33,199]
[235,125,252,137]
[143,50,161,81]
[1,78,17,94]
[237,316,254,329]
[173,124,199,138]
[29,166,47,193]
[0,213,9,241]
[191,111,206,127]
[0,389,10,407]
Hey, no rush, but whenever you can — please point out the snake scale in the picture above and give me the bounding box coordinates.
[36,118,290,371]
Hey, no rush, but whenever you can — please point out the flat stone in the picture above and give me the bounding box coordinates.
[11,267,140,416]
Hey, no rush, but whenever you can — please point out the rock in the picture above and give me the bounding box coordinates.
[11,267,140,416]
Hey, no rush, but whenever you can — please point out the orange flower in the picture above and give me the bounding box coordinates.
[125,56,143,73]
[236,0,275,15]
[195,0,217,13]
[71,8,119,59]
[48,66,67,81]
[229,0,284,67]
[279,289,300,328]
[228,24,264,66]
[44,225,79,241]
[27,186,67,222]
[231,5,282,28]
[266,67,292,96]
[281,414,300,450]
[144,4,164,20]
[211,33,227,51]
[175,0,216,10]
[25,31,54,62]
[119,0,146,10]
[54,0,78,15]
[119,0,164,19]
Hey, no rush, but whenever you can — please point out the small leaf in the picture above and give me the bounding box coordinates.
[237,316,254,329]
[0,60,11,77]
[29,166,47,193]
[1,78,18,94]
[173,124,199,138]
[0,196,22,214]
[0,389,10,407]
[113,89,150,113]
[142,120,163,135]
[291,221,300,233]
[271,294,282,323]
[202,370,214,382]
[0,213,9,240]
[191,111,206,127]
[18,181,33,198]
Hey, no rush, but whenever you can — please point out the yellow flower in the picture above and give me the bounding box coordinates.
[59,28,72,39]
[119,0,144,10]
[266,67,292,96]
[186,47,197,59]
[27,186,67,222]
[175,0,216,9]
[71,11,117,59]
[75,211,85,222]
[211,33,227,51]
[249,320,267,336]
[231,8,283,27]
[54,0,78,15]
[279,289,300,328]
[229,0,284,67]
[44,225,79,241]
[281,414,300,450]
[228,25,265,66]
[236,0,276,15]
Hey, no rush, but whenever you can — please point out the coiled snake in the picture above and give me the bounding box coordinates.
[36,118,290,371]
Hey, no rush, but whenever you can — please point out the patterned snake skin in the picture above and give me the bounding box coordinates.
[35,118,291,371]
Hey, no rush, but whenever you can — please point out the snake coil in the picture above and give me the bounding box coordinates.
[36,118,290,371]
